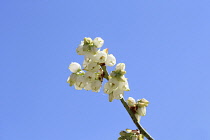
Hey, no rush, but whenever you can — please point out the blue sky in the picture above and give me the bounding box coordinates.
[1,0,210,140]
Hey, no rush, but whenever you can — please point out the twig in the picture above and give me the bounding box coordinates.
[120,98,154,140]
[101,65,154,140]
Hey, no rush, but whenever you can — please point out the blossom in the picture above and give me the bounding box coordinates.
[105,54,116,66]
[69,62,81,73]
[104,82,113,94]
[86,62,100,72]
[67,73,78,86]
[113,88,124,99]
[91,80,101,92]
[118,79,130,91]
[93,37,104,48]
[84,71,96,82]
[84,82,92,91]
[75,76,86,88]
[95,50,107,63]
[74,84,82,90]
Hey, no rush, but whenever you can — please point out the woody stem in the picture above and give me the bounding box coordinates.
[101,65,154,140]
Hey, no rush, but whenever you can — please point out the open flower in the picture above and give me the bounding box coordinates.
[91,80,101,92]
[95,50,107,63]
[113,88,124,99]
[93,37,104,48]
[75,75,86,88]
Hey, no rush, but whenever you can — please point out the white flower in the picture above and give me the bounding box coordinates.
[104,82,113,94]
[134,113,140,123]
[115,63,125,71]
[84,53,97,62]
[118,79,130,91]
[113,88,124,99]
[91,80,101,92]
[76,41,85,55]
[95,51,107,63]
[84,71,96,82]
[105,54,116,66]
[108,78,119,89]
[137,106,146,116]
[83,60,89,70]
[74,84,82,90]
[93,37,104,48]
[69,62,81,73]
[86,62,100,72]
[84,82,92,91]
[75,76,86,88]
[67,73,78,86]
[127,97,136,107]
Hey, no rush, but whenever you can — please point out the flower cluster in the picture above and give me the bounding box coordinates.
[76,37,116,66]
[104,63,130,102]
[67,37,129,101]
[126,97,149,122]
[118,129,144,140]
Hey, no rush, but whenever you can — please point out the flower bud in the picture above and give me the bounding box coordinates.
[69,62,81,73]
[127,97,136,107]
[115,63,125,71]
[137,98,149,107]
[84,37,93,45]
[119,131,127,136]
[93,37,104,48]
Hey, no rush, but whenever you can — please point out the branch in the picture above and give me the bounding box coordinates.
[120,98,154,140]
[101,65,154,140]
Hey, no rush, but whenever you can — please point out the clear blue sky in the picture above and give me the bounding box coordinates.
[1,0,210,140]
